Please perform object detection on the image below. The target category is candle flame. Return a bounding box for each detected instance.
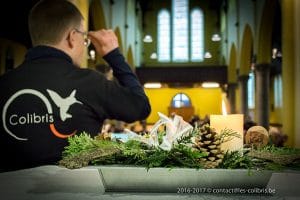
[222,100,227,115]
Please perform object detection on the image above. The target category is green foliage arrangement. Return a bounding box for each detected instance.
[60,129,208,169]
[62,132,99,157]
[218,150,254,169]
[247,144,300,169]
[257,145,300,155]
[59,127,300,171]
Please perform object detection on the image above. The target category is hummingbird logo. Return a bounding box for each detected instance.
[47,89,82,121]
[2,88,83,140]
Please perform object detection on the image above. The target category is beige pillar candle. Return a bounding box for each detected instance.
[210,101,244,152]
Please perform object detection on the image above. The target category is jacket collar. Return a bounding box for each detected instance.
[25,45,73,64]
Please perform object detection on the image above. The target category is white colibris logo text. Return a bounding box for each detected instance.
[2,89,82,141]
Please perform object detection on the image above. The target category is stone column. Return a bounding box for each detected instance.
[238,75,249,116]
[255,64,270,129]
[282,0,300,147]
[295,0,300,148]
[71,0,89,68]
[227,83,237,114]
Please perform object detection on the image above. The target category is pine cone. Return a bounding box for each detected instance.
[193,124,225,168]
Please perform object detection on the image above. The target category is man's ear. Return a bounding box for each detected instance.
[66,30,76,49]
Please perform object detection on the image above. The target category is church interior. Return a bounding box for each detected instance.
[0,0,299,147]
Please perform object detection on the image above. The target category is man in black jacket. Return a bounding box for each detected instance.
[0,0,151,171]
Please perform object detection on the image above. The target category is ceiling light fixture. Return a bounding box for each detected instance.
[89,50,96,60]
[143,35,153,43]
[144,82,162,89]
[201,82,220,88]
[204,52,212,59]
[211,33,221,42]
[272,48,277,59]
[150,52,157,59]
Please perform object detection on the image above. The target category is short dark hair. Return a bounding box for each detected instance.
[28,0,83,46]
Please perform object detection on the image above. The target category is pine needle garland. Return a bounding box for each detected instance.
[59,126,300,171]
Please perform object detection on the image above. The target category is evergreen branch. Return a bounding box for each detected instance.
[218,151,254,169]
[216,128,241,143]
[59,130,300,171]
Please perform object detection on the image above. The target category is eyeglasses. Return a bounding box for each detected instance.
[74,28,91,47]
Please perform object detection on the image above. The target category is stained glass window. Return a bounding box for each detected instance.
[274,75,282,108]
[172,93,191,108]
[248,72,255,109]
[172,0,188,61]
[191,9,204,61]
[158,10,171,62]
[157,0,204,62]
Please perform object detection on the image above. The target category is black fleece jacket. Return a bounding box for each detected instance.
[0,46,150,170]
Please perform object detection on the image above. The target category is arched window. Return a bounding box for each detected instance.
[158,9,171,62]
[172,0,188,61]
[247,72,255,109]
[157,0,205,63]
[191,8,204,61]
[274,75,282,108]
[171,93,191,108]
